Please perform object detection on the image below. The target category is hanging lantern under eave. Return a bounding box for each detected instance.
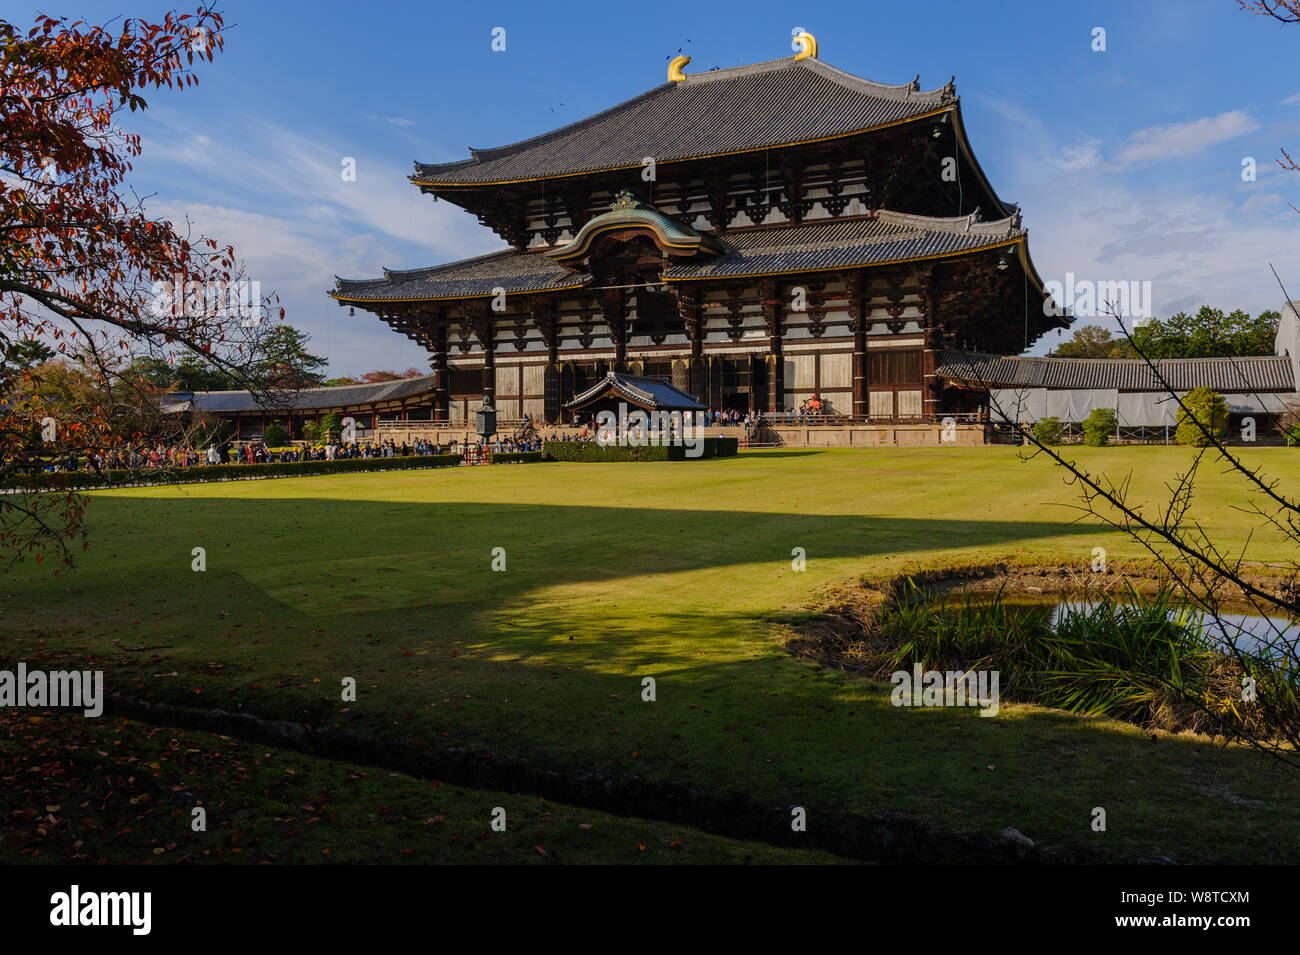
[996,255,1010,271]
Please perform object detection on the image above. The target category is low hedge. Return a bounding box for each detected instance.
[707,437,739,457]
[489,451,545,464]
[543,442,672,463]
[543,438,738,462]
[5,453,465,491]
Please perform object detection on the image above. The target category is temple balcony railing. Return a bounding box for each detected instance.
[757,411,988,426]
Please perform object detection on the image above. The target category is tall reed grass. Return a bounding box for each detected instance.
[870,579,1298,737]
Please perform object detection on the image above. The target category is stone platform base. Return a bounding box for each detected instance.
[763,423,986,447]
[358,422,986,449]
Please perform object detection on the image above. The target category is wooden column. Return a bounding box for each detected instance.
[532,299,558,366]
[706,174,731,234]
[846,273,869,419]
[780,159,805,226]
[532,297,560,424]
[602,289,628,372]
[465,299,495,400]
[759,278,784,413]
[919,267,942,419]
[429,315,450,422]
[747,353,759,415]
[674,285,706,404]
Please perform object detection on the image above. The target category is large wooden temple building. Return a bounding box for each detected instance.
[329,34,1067,426]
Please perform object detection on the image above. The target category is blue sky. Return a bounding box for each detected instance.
[5,0,1299,373]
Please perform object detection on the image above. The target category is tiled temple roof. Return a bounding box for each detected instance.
[332,210,1025,304]
[664,210,1023,280]
[411,57,958,186]
[936,350,1296,393]
[565,372,706,411]
[332,250,588,304]
[182,376,435,414]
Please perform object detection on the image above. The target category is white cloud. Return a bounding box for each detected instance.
[1282,91,1300,105]
[129,110,505,374]
[1052,140,1102,173]
[977,95,1049,136]
[139,111,498,261]
[1116,110,1260,165]
[970,104,1300,354]
[1022,177,1300,350]
[363,113,417,128]
[1240,191,1290,215]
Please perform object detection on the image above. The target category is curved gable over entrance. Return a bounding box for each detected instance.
[545,190,723,269]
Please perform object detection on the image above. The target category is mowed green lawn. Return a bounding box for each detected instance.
[3,446,1299,863]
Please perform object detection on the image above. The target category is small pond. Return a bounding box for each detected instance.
[944,592,1299,662]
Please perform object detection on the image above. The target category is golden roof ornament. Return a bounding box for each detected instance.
[668,54,690,82]
[793,31,818,61]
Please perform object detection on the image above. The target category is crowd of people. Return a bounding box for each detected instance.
[43,410,787,473]
[268,439,455,462]
[703,408,757,427]
[214,436,541,464]
[48,435,543,472]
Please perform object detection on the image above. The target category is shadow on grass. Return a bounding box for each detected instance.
[5,495,1296,862]
[39,496,1102,598]
[739,449,829,458]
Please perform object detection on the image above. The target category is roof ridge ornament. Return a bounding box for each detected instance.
[793,31,818,61]
[611,188,643,210]
[668,54,690,82]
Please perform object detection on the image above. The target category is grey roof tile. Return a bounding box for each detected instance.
[412,58,956,185]
[334,210,1025,303]
[937,350,1296,393]
[666,210,1023,280]
[565,372,706,411]
[333,249,588,303]
[189,376,435,414]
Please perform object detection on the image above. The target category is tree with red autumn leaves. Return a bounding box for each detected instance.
[1,5,278,569]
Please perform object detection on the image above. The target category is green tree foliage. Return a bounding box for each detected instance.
[1,336,55,379]
[1032,416,1064,445]
[258,325,328,389]
[1083,407,1118,446]
[319,412,341,442]
[262,421,290,447]
[1049,325,1135,358]
[126,354,241,391]
[128,323,329,392]
[1175,388,1230,447]
[1131,307,1279,359]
